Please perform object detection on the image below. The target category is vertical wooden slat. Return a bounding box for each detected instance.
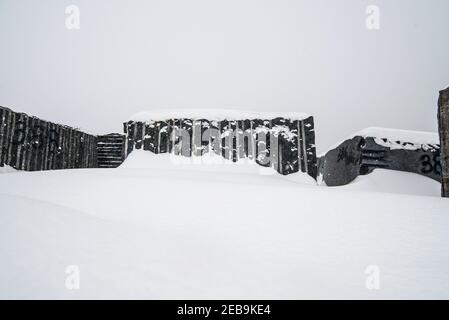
[303,116,317,179]
[135,122,144,150]
[158,121,169,154]
[180,119,192,157]
[0,107,7,166]
[21,115,32,171]
[438,87,449,197]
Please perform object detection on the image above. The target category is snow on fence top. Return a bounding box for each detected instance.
[128,109,311,122]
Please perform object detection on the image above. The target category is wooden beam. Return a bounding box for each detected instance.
[438,87,449,197]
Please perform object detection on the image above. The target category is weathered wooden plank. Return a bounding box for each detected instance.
[21,115,32,171]
[252,119,271,167]
[135,122,144,150]
[303,116,317,179]
[9,112,26,169]
[157,121,169,154]
[0,107,9,167]
[126,121,135,156]
[180,119,192,157]
[171,119,182,156]
[438,87,449,197]
[96,134,125,168]
[209,120,221,156]
[237,119,253,160]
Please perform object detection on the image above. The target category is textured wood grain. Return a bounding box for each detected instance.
[438,87,449,197]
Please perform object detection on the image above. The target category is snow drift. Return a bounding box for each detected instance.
[0,150,448,299]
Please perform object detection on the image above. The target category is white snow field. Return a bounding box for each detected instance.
[0,151,448,299]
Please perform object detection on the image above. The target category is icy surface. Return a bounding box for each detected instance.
[0,151,448,299]
[128,109,310,122]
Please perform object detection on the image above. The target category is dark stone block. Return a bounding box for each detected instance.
[318,135,442,186]
[237,119,253,160]
[271,118,299,175]
[0,107,13,167]
[438,87,449,197]
[126,121,135,155]
[209,120,221,156]
[252,119,271,167]
[192,119,210,156]
[220,120,232,160]
[97,134,126,168]
[123,116,318,178]
[135,122,144,150]
[303,116,317,179]
[156,121,169,154]
[318,136,364,186]
[180,119,192,157]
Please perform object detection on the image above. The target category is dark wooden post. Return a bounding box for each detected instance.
[438,87,449,197]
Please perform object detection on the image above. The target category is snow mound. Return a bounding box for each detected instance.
[128,109,310,122]
[120,150,441,196]
[0,165,18,174]
[0,165,448,299]
[340,169,441,197]
[119,150,318,185]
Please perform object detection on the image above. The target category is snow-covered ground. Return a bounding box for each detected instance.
[0,165,18,174]
[0,151,448,299]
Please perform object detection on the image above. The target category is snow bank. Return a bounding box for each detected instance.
[119,150,318,185]
[0,165,448,299]
[128,109,311,122]
[0,165,18,174]
[340,169,441,197]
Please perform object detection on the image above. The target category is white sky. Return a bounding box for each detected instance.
[1,0,449,152]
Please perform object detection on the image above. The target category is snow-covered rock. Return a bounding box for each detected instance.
[318,127,441,186]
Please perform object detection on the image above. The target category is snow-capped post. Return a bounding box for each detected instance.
[438,87,449,197]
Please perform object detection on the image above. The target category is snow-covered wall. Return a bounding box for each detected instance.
[124,113,317,178]
[438,87,449,197]
[0,106,98,170]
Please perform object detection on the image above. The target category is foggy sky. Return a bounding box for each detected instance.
[1,0,449,152]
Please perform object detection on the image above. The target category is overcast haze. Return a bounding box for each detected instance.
[1,0,448,152]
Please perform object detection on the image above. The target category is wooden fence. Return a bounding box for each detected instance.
[0,106,98,170]
[97,134,126,168]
